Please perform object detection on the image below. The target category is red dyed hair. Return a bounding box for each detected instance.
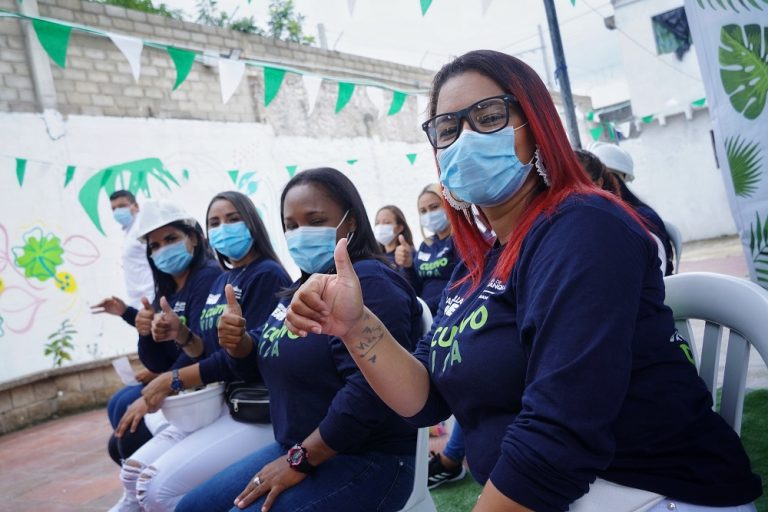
[427,50,646,290]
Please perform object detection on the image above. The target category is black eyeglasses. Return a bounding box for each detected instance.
[421,94,519,149]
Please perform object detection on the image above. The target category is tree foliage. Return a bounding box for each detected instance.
[96,0,183,19]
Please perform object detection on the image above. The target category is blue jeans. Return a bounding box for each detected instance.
[107,384,143,427]
[443,422,465,463]
[175,442,415,512]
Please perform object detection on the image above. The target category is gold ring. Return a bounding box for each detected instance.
[253,475,261,486]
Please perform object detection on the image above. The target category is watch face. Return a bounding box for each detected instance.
[287,446,304,465]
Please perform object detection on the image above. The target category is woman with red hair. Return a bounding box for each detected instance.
[284,51,761,512]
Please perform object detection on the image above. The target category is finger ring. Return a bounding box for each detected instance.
[253,475,261,486]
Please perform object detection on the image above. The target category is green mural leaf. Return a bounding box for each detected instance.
[31,19,71,69]
[166,46,196,91]
[335,82,355,113]
[13,232,64,282]
[719,24,768,120]
[420,0,433,16]
[388,91,407,116]
[726,135,763,197]
[264,67,286,106]
[64,165,76,187]
[78,158,179,235]
[346,159,358,165]
[16,158,26,186]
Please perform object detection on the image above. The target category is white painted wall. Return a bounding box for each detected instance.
[0,113,439,382]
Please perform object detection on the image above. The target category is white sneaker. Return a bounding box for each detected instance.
[108,492,141,512]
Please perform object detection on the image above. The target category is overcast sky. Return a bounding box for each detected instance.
[164,0,630,107]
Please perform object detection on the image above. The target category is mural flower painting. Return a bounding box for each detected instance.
[12,228,64,282]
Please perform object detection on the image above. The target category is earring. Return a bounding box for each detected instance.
[442,186,471,211]
[534,146,551,187]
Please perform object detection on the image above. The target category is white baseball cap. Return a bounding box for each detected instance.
[588,142,635,182]
[136,200,196,242]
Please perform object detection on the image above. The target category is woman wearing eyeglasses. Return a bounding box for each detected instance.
[284,51,761,512]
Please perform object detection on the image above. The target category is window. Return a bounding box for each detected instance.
[651,7,692,60]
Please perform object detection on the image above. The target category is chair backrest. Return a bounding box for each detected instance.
[398,297,437,512]
[663,272,768,434]
[663,220,683,273]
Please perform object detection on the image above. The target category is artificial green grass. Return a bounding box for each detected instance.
[430,389,768,511]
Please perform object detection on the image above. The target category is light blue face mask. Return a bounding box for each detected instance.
[438,125,532,207]
[208,221,254,261]
[113,207,134,227]
[285,210,350,274]
[151,240,194,275]
[420,209,449,234]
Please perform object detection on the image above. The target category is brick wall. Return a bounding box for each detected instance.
[0,0,435,140]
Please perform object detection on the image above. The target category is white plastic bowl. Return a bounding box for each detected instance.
[161,382,224,433]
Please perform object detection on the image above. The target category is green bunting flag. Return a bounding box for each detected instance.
[570,0,576,5]
[64,165,76,187]
[286,165,298,178]
[346,159,358,165]
[388,91,408,116]
[691,98,706,108]
[590,126,604,141]
[641,114,655,124]
[166,46,196,91]
[15,158,27,186]
[32,19,72,68]
[336,82,355,113]
[264,67,286,106]
[182,169,190,181]
[420,0,433,15]
[406,153,417,165]
[586,110,595,122]
[227,170,239,184]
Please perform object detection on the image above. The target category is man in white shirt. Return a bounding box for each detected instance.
[110,190,155,309]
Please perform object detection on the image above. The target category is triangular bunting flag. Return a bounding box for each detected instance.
[406,153,417,165]
[15,158,27,186]
[691,98,706,108]
[366,87,385,119]
[388,91,408,116]
[227,170,239,183]
[108,33,143,82]
[481,0,494,14]
[286,165,298,178]
[264,67,286,106]
[347,0,357,16]
[32,19,71,68]
[586,110,595,122]
[64,165,76,187]
[218,58,245,104]
[641,114,654,124]
[590,126,604,141]
[420,0,433,16]
[335,82,355,113]
[346,159,358,165]
[570,0,576,5]
[302,75,323,116]
[166,46,196,91]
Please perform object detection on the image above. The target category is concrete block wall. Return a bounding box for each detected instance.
[1,0,435,141]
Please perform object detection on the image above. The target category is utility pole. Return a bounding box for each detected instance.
[542,0,582,148]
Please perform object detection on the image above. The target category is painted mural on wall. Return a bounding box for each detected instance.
[685,0,768,287]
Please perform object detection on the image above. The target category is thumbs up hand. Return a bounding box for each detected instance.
[394,235,413,268]
[135,297,155,336]
[286,238,364,339]
[151,296,181,342]
[218,284,250,357]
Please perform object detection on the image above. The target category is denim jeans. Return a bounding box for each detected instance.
[108,384,143,427]
[443,422,465,463]
[175,442,415,512]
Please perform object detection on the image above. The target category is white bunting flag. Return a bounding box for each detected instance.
[303,75,323,116]
[108,33,143,82]
[218,58,245,104]
[366,86,385,119]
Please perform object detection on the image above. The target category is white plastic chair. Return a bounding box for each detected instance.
[398,298,437,512]
[663,272,768,434]
[663,220,683,273]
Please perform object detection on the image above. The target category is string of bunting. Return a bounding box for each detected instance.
[0,9,429,113]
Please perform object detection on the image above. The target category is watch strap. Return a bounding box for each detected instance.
[170,368,185,393]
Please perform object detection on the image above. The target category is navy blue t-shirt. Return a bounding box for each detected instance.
[131,260,222,373]
[406,235,457,315]
[409,194,761,511]
[230,259,422,455]
[197,258,291,384]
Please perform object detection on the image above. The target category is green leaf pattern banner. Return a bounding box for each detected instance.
[685,0,768,288]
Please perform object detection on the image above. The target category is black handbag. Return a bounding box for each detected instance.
[225,381,271,424]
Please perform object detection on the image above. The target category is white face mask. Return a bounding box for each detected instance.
[373,224,397,246]
[420,209,449,234]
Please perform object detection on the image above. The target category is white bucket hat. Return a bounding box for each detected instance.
[136,200,197,243]
[588,142,635,182]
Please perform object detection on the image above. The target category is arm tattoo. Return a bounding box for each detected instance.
[353,312,384,363]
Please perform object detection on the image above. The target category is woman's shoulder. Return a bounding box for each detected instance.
[248,257,289,279]
[541,193,647,236]
[193,260,224,283]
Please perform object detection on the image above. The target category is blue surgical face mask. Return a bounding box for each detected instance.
[438,125,532,207]
[420,209,449,234]
[151,240,194,275]
[285,210,350,274]
[208,221,253,261]
[113,207,134,227]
